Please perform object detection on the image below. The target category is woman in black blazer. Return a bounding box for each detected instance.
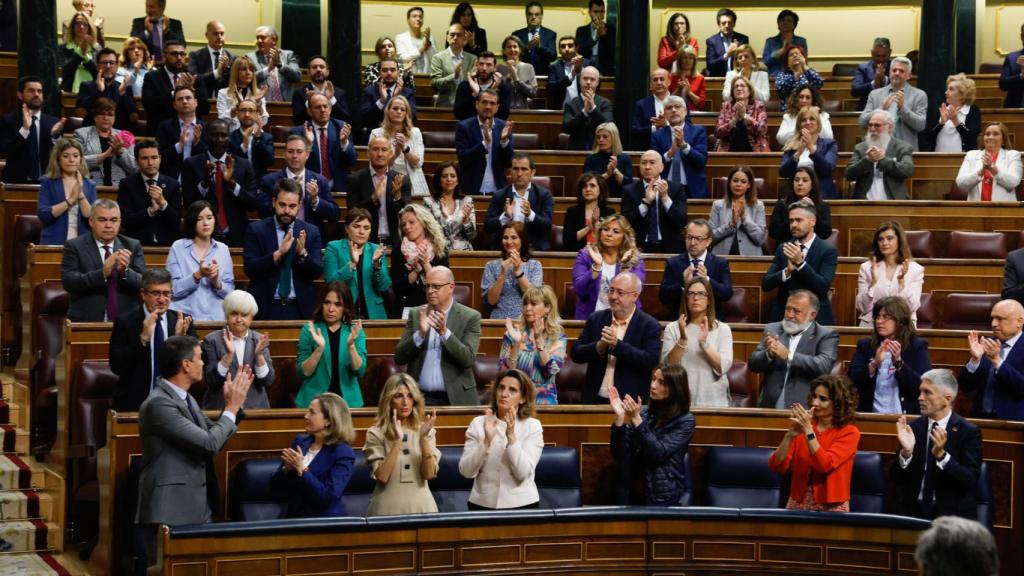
[583,122,633,199]
[928,73,981,153]
[768,166,832,244]
[562,173,616,253]
[848,296,932,414]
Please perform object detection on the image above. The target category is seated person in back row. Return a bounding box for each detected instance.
[845,109,914,200]
[483,152,554,251]
[650,96,709,199]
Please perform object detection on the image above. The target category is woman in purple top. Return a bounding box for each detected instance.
[572,214,645,320]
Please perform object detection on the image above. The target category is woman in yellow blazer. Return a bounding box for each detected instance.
[296,282,367,408]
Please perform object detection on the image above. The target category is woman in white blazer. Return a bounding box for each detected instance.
[709,165,766,256]
[459,369,544,509]
[855,221,924,327]
[955,122,1023,202]
[722,45,770,103]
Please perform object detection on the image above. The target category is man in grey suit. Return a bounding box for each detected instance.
[137,335,253,566]
[562,66,612,150]
[430,23,478,108]
[749,290,839,409]
[845,109,915,200]
[61,199,146,322]
[246,25,301,102]
[858,56,927,151]
[394,266,481,405]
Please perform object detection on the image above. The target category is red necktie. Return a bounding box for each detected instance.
[319,128,332,181]
[214,161,228,232]
[981,150,997,202]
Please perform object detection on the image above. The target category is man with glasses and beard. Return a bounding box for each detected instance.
[762,202,837,325]
[142,39,209,136]
[76,47,139,129]
[846,109,914,200]
[659,219,732,321]
[292,55,350,125]
[749,290,839,409]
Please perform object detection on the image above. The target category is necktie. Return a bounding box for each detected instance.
[183,123,193,160]
[172,72,179,89]
[277,225,293,300]
[296,177,306,221]
[152,18,164,60]
[646,186,659,245]
[982,342,1011,415]
[318,128,332,181]
[800,243,807,253]
[981,150,997,202]
[151,314,165,389]
[104,245,119,320]
[266,66,283,101]
[691,259,701,275]
[212,51,220,72]
[185,393,204,427]
[386,86,393,100]
[214,161,228,232]
[28,116,40,181]
[669,150,683,183]
[921,421,939,510]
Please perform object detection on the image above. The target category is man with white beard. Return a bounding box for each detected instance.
[858,56,927,150]
[749,290,839,409]
[845,109,914,200]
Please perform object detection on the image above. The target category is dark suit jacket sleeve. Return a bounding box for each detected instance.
[295,226,324,280]
[235,161,261,210]
[116,179,149,233]
[999,53,1023,94]
[844,143,873,184]
[878,143,915,179]
[619,183,644,237]
[311,178,340,221]
[297,442,354,510]
[665,183,687,229]
[482,191,505,234]
[125,240,146,289]
[767,199,788,241]
[143,393,237,457]
[659,258,683,307]
[747,326,777,373]
[1002,252,1024,302]
[242,224,277,278]
[575,26,595,59]
[454,121,486,165]
[452,82,475,121]
[632,99,652,143]
[792,243,837,297]
[528,188,554,236]
[709,258,733,303]
[109,313,145,379]
[252,135,275,174]
[61,240,106,292]
[684,125,709,169]
[612,315,662,372]
[847,338,874,402]
[442,309,481,369]
[851,63,876,98]
[570,314,603,364]
[897,338,932,397]
[939,422,983,493]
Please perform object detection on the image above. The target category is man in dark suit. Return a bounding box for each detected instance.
[574,0,615,75]
[894,369,982,520]
[187,21,233,101]
[762,203,838,325]
[75,48,139,130]
[141,40,209,136]
[117,139,181,246]
[1002,245,1024,305]
[651,96,709,199]
[181,119,260,247]
[394,266,482,406]
[136,335,251,568]
[358,57,418,136]
[705,8,749,77]
[453,51,512,121]
[852,37,892,111]
[749,290,840,408]
[228,99,275,178]
[0,76,61,184]
[659,219,733,319]
[110,268,197,412]
[483,152,554,251]
[959,299,1024,421]
[243,179,324,320]
[631,68,671,151]
[512,2,557,76]
[155,86,208,179]
[572,272,662,404]
[290,93,356,192]
[999,24,1024,108]
[621,150,687,254]
[546,36,589,109]
[454,89,514,195]
[60,198,146,322]
[129,0,184,60]
[259,134,339,239]
[347,135,411,250]
[562,66,611,150]
[291,55,350,125]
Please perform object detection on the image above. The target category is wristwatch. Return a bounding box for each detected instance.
[806,432,816,441]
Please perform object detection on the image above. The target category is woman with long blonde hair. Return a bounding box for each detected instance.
[571,213,645,320]
[217,58,268,131]
[393,204,450,311]
[116,37,153,96]
[500,285,567,405]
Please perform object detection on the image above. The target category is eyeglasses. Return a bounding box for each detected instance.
[685,235,708,242]
[425,282,452,292]
[686,292,709,299]
[145,289,172,298]
[607,287,637,297]
[165,51,186,57]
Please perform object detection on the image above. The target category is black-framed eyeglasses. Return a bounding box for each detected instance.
[425,282,452,292]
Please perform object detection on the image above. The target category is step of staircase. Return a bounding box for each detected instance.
[0,456,44,491]
[0,490,53,521]
[0,520,62,552]
[0,551,72,575]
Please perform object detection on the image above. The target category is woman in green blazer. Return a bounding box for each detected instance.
[296,281,367,408]
[324,208,393,319]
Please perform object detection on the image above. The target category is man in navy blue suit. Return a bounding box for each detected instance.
[454,89,514,195]
[243,178,324,321]
[999,24,1024,108]
[291,55,350,125]
[894,369,982,520]
[659,219,733,320]
[141,40,209,137]
[290,93,356,192]
[0,76,61,184]
[359,57,417,139]
[705,8,749,77]
[574,0,615,76]
[852,37,892,111]
[546,36,589,109]
[75,48,139,130]
[762,203,838,325]
[181,119,259,247]
[651,96,708,199]
[290,93,358,191]
[959,299,1024,421]
[259,135,339,239]
[155,86,207,179]
[453,52,512,121]
[483,152,554,251]
[631,68,671,151]
[117,139,182,247]
[572,272,662,404]
[512,2,557,76]
[228,99,275,178]
[621,150,687,255]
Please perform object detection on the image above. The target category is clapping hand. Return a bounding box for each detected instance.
[483,408,498,447]
[281,445,305,473]
[347,319,362,347]
[420,409,437,436]
[505,317,523,346]
[608,385,626,426]
[789,403,813,435]
[622,393,642,427]
[307,320,325,349]
[896,415,915,457]
[174,313,193,336]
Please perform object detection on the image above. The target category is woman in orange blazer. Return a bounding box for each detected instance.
[769,374,861,512]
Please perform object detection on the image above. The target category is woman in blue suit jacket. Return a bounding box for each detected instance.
[37,138,97,245]
[272,392,356,517]
[779,107,839,200]
[848,296,931,414]
[323,208,392,319]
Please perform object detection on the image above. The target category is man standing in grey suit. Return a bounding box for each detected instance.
[858,56,927,151]
[749,290,839,409]
[137,335,253,566]
[395,266,481,405]
[246,25,301,102]
[430,23,477,108]
[846,109,915,200]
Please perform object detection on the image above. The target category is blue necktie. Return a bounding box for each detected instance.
[920,421,939,511]
[28,116,40,181]
[185,393,204,427]
[691,259,701,275]
[151,314,165,389]
[646,187,659,244]
[982,342,1010,414]
[670,150,683,184]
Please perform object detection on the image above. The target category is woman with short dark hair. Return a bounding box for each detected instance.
[562,172,615,253]
[768,166,833,242]
[423,161,476,250]
[849,297,931,414]
[324,208,392,319]
[296,282,367,408]
[167,201,235,321]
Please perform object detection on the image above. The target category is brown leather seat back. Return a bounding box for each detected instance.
[70,360,117,489]
[555,358,586,404]
[946,231,1008,259]
[474,355,500,405]
[943,293,1001,330]
[916,293,937,329]
[512,133,540,149]
[905,230,935,259]
[423,131,456,148]
[727,361,754,408]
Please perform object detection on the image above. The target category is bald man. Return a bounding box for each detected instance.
[631,69,672,150]
[394,266,482,406]
[188,20,233,100]
[562,66,612,150]
[959,299,1024,420]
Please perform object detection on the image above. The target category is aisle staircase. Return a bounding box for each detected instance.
[0,375,72,575]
